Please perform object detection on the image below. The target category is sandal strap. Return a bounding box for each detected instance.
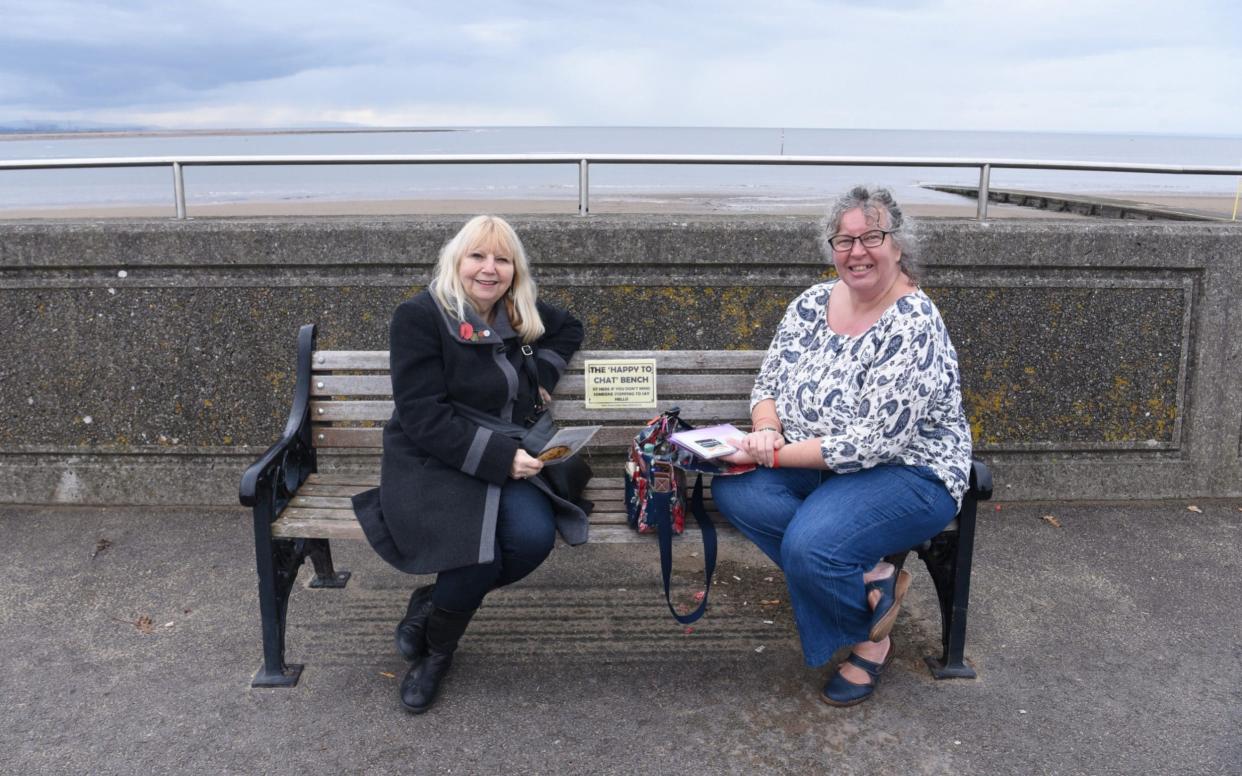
[865,574,896,595]
[845,652,885,678]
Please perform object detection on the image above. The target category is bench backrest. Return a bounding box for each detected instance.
[308,350,765,451]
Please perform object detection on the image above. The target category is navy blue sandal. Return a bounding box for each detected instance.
[820,639,895,707]
[867,568,911,642]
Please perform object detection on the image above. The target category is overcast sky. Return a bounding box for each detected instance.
[1,0,1239,134]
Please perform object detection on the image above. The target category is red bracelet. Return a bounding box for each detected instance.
[772,447,780,469]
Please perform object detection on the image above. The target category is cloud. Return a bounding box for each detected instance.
[0,0,1237,133]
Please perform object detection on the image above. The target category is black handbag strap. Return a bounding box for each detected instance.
[655,474,717,625]
[519,344,548,417]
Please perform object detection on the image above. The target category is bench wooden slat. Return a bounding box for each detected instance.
[311,373,757,398]
[550,399,751,422]
[312,424,745,449]
[312,349,766,371]
[309,398,751,423]
[303,474,653,492]
[572,351,765,369]
[305,473,381,487]
[311,375,394,397]
[313,428,384,447]
[272,507,733,539]
[270,507,955,540]
[302,475,709,496]
[297,484,373,497]
[299,481,698,500]
[289,494,720,516]
[555,373,756,396]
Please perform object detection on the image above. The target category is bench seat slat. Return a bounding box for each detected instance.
[305,471,635,489]
[271,510,956,540]
[306,473,382,487]
[272,507,735,540]
[288,494,720,515]
[301,476,670,498]
[312,425,748,449]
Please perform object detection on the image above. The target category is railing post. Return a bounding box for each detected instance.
[578,159,589,216]
[172,162,187,219]
[976,163,990,220]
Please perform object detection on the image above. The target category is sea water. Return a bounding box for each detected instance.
[0,126,1238,210]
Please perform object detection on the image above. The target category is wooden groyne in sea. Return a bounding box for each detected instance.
[922,184,1230,221]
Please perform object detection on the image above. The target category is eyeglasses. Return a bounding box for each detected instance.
[827,229,896,252]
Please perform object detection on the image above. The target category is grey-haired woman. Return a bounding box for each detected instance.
[713,186,972,706]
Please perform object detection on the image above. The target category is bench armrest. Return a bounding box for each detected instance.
[239,324,318,508]
[969,458,993,501]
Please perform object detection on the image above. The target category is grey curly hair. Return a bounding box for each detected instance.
[818,185,921,283]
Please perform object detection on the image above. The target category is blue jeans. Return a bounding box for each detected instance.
[432,479,557,612]
[711,465,957,667]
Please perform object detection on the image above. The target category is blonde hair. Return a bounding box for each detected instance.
[430,215,545,342]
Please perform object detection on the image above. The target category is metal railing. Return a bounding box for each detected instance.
[2,153,1239,219]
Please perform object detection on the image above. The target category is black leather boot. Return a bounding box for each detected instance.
[400,606,475,714]
[394,584,435,661]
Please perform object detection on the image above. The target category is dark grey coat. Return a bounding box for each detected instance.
[352,291,585,574]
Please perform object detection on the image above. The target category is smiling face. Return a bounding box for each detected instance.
[456,234,515,318]
[829,206,904,301]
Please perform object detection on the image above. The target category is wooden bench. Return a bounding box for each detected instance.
[240,323,993,687]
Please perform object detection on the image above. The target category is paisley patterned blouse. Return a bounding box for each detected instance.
[752,281,973,506]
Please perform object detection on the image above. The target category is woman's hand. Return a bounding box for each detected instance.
[719,445,757,465]
[510,449,544,480]
[739,428,785,467]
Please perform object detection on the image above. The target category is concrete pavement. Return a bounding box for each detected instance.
[1,500,1239,775]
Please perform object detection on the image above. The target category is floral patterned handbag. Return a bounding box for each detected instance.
[624,408,753,624]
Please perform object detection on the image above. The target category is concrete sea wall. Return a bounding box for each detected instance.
[1,215,1239,504]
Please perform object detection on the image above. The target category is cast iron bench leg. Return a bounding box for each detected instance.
[252,526,307,688]
[920,493,978,679]
[306,538,351,588]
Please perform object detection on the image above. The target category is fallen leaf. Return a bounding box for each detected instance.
[1041,515,1062,528]
[91,538,113,559]
[1186,505,1203,513]
[135,615,154,634]
[379,671,396,679]
[760,599,782,605]
[693,591,705,602]
[683,627,694,635]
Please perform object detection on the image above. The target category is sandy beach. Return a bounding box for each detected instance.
[0,192,1236,220]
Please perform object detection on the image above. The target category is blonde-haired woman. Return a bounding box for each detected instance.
[353,215,585,714]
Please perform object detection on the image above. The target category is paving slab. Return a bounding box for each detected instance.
[1,500,1239,775]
